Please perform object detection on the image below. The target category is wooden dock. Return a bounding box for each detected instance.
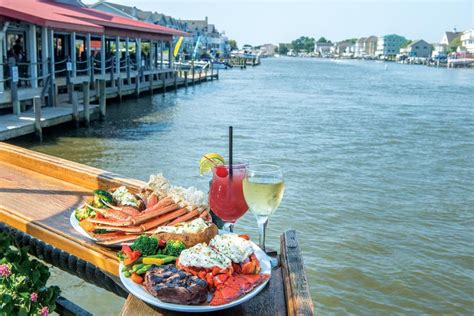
[0,70,217,141]
[0,142,314,315]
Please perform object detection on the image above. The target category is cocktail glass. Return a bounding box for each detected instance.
[209,162,249,232]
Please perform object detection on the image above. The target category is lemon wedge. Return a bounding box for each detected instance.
[199,153,225,175]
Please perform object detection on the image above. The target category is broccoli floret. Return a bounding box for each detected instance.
[93,189,113,208]
[163,240,186,257]
[74,205,94,221]
[131,236,158,256]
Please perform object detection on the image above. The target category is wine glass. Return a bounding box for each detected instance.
[209,162,249,232]
[243,164,285,266]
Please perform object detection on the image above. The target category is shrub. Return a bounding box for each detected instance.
[0,233,60,316]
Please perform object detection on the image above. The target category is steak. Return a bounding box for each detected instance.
[143,264,208,305]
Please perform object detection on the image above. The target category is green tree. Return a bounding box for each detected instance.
[448,36,462,53]
[401,40,412,48]
[317,37,331,43]
[291,36,316,52]
[228,39,238,50]
[278,43,290,55]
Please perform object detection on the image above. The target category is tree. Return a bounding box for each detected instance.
[278,43,290,55]
[228,39,238,51]
[317,37,331,43]
[401,40,413,48]
[448,35,462,53]
[291,36,316,52]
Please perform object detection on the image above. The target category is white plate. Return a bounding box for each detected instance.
[70,211,98,241]
[119,242,271,312]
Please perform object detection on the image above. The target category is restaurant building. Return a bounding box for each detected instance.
[0,0,187,113]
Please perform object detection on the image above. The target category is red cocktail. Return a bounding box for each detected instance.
[209,163,248,231]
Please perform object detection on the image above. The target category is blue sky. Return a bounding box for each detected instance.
[84,0,474,46]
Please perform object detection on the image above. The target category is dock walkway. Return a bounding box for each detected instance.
[0,71,216,141]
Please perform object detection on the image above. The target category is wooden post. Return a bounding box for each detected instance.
[125,37,131,85]
[168,41,173,69]
[48,29,56,107]
[280,230,314,315]
[67,57,73,103]
[9,59,20,115]
[160,40,164,69]
[136,38,142,97]
[148,73,152,94]
[82,81,90,126]
[174,71,177,90]
[115,36,120,87]
[70,32,77,78]
[101,35,106,76]
[135,68,140,97]
[99,80,106,120]
[184,71,188,87]
[72,91,79,128]
[33,97,42,142]
[191,60,195,85]
[86,33,91,81]
[162,73,166,93]
[29,24,38,88]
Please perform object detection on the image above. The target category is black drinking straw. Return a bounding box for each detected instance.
[229,126,233,176]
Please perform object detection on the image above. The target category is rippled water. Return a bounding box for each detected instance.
[17,58,474,314]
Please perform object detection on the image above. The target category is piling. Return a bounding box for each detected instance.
[135,67,141,98]
[149,74,153,94]
[9,59,20,115]
[174,72,177,91]
[72,92,79,128]
[33,97,42,142]
[162,73,166,93]
[184,71,188,87]
[82,82,90,126]
[99,80,106,120]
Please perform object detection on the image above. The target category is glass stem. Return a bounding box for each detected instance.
[258,217,269,251]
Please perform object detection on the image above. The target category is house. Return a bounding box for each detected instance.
[333,40,354,56]
[432,30,463,57]
[365,36,378,56]
[89,2,229,57]
[404,40,432,57]
[354,37,367,57]
[460,29,474,53]
[314,42,333,56]
[376,34,407,57]
[255,44,277,57]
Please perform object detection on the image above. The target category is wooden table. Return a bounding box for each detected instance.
[0,142,313,315]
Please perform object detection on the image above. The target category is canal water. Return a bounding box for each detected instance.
[16,58,474,314]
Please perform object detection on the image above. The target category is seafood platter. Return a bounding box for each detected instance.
[70,174,271,312]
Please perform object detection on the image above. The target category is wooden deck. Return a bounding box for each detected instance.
[0,142,314,315]
[0,71,217,141]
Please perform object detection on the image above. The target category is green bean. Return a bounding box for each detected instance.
[136,264,152,274]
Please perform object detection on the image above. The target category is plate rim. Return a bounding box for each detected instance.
[70,211,98,241]
[119,241,271,312]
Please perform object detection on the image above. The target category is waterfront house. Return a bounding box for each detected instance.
[333,40,354,56]
[365,36,378,56]
[376,34,407,58]
[0,0,186,113]
[354,37,367,57]
[432,30,463,57]
[314,42,333,56]
[255,44,277,57]
[404,40,432,58]
[461,29,474,53]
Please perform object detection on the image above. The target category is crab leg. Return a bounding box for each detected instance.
[97,234,141,246]
[199,210,209,219]
[142,197,174,214]
[169,209,199,226]
[99,208,189,233]
[88,217,133,227]
[92,231,125,241]
[129,204,180,225]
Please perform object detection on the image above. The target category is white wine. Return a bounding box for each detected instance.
[242,179,285,217]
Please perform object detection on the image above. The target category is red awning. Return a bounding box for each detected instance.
[0,0,188,39]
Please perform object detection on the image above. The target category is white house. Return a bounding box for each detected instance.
[314,42,333,56]
[432,30,463,57]
[461,29,474,53]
